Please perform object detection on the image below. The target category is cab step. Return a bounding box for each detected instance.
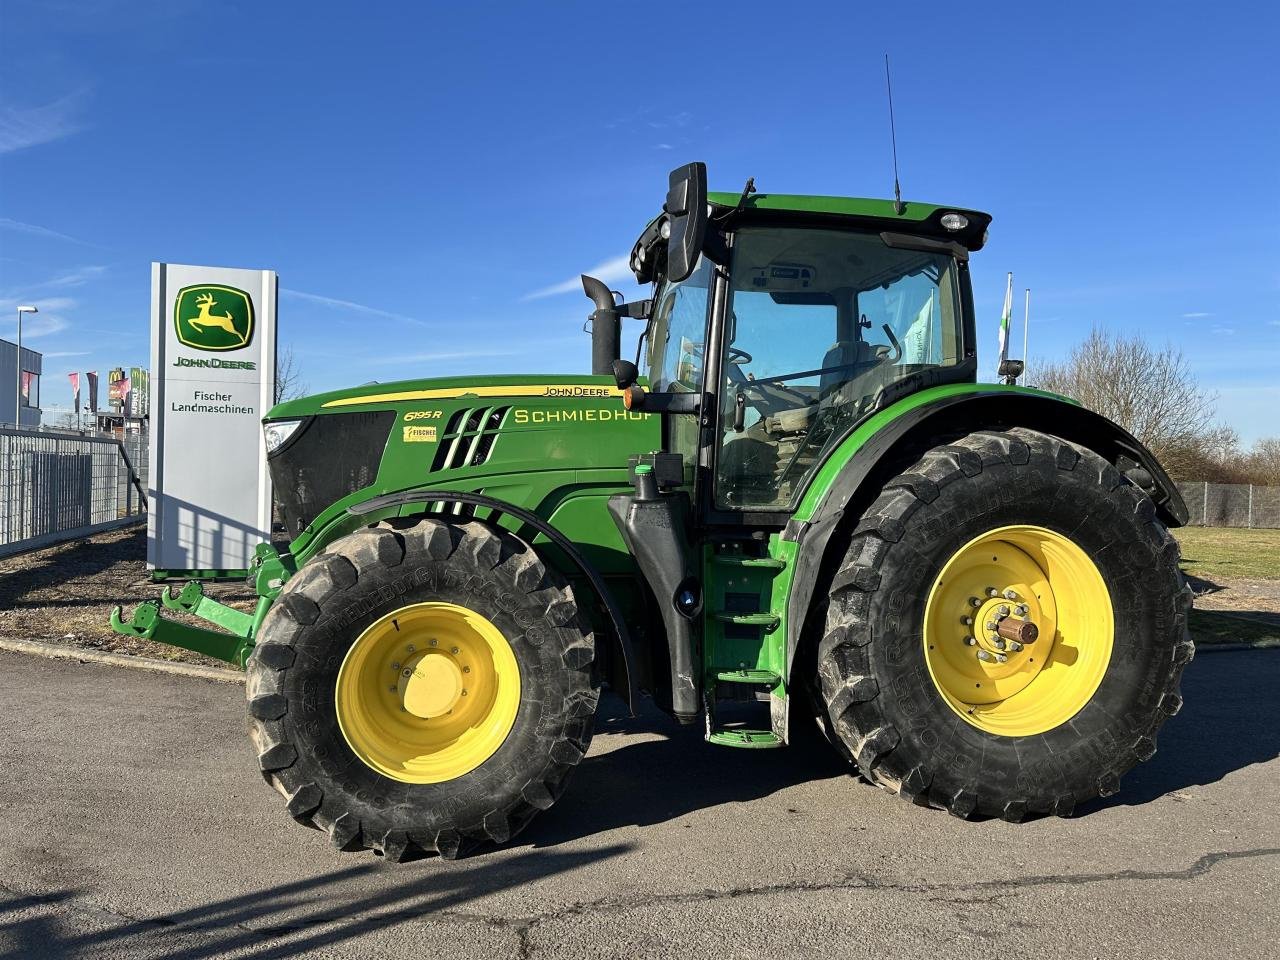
[715,668,782,686]
[711,555,786,571]
[712,611,780,630]
[706,728,784,749]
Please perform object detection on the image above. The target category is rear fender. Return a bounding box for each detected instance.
[782,388,1187,681]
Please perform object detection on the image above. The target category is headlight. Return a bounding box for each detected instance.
[263,419,302,454]
[940,212,969,232]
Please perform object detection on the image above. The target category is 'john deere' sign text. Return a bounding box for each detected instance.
[174,284,255,351]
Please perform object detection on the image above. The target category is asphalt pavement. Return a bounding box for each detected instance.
[1,647,1277,959]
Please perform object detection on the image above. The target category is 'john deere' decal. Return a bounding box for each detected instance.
[174,284,255,351]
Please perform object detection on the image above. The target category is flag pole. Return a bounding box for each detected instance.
[1023,288,1031,382]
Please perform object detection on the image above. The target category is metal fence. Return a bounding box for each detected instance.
[0,427,148,558]
[1176,482,1280,529]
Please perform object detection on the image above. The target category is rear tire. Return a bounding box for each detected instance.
[245,517,598,859]
[816,427,1193,819]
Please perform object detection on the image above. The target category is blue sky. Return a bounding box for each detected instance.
[1,0,1276,440]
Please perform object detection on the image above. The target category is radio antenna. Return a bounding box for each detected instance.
[884,54,904,214]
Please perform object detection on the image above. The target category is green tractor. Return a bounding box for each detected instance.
[113,163,1192,859]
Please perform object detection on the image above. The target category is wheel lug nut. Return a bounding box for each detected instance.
[986,587,999,598]
[969,597,982,608]
[995,653,1009,663]
[402,669,412,677]
[985,620,997,631]
[463,666,471,673]
[1003,589,1018,600]
[391,662,401,671]
[998,604,1010,617]
[965,637,977,646]
[428,639,436,647]
[461,689,468,696]
[407,644,416,653]
[994,639,1006,650]
[451,646,460,655]
[961,616,973,626]
[1009,640,1024,652]
[977,650,995,662]
[1015,604,1029,617]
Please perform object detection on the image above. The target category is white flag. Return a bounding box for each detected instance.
[997,272,1013,377]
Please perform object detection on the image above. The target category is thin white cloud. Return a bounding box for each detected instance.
[42,265,106,288]
[5,314,68,338]
[42,350,91,358]
[1182,311,1213,319]
[365,349,521,365]
[0,217,91,246]
[0,295,75,339]
[523,254,634,301]
[280,287,428,326]
[0,91,87,154]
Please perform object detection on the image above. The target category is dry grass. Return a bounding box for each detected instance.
[1173,526,1280,583]
[0,526,254,667]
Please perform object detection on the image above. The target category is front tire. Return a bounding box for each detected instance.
[816,428,1193,820]
[245,517,599,859]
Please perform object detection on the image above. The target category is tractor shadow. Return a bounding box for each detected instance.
[523,694,851,847]
[0,845,630,960]
[1080,648,1280,814]
[529,647,1280,840]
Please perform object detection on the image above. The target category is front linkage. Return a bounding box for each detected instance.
[110,542,293,668]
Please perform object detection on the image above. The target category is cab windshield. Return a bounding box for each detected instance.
[717,226,964,509]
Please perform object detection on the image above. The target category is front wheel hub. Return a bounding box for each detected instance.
[399,652,465,719]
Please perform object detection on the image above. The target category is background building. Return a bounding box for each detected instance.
[95,366,150,438]
[0,338,43,428]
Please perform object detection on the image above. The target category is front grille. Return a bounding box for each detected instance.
[430,405,509,472]
[269,411,395,538]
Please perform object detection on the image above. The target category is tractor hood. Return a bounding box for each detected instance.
[262,373,659,543]
[266,373,632,421]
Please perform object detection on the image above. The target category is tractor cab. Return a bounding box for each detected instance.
[596,164,989,524]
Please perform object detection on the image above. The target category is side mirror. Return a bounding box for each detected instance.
[664,162,708,283]
[611,359,639,389]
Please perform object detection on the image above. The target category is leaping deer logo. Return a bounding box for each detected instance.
[187,292,248,346]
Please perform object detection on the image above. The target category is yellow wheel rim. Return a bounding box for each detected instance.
[335,602,521,783]
[923,525,1113,737]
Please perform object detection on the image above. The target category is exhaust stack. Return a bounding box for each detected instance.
[581,274,620,376]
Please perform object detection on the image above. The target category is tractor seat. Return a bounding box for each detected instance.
[819,340,891,402]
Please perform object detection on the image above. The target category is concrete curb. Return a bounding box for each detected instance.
[0,637,244,683]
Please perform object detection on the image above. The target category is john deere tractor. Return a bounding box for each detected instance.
[114,163,1192,859]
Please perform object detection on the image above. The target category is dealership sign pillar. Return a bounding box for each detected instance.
[149,263,277,574]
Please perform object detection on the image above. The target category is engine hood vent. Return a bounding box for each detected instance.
[431,405,511,472]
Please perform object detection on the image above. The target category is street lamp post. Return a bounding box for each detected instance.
[15,305,37,428]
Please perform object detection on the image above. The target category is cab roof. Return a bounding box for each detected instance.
[707,191,992,251]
